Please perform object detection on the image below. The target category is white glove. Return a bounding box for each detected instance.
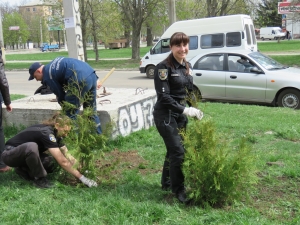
[183,107,204,120]
[79,175,98,187]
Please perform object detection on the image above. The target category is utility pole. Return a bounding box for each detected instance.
[0,9,6,64]
[62,0,84,61]
[40,18,43,46]
[169,0,176,26]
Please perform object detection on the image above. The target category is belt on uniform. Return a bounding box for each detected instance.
[4,145,15,151]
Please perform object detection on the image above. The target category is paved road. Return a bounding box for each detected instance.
[5,41,299,96]
[6,70,154,96]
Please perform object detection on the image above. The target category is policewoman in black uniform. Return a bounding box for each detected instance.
[153,32,203,203]
[1,112,97,188]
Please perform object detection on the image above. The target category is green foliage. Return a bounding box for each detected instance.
[256,0,282,27]
[60,71,108,180]
[2,12,30,47]
[1,102,300,223]
[182,119,258,207]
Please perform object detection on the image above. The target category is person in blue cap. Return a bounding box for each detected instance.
[28,57,102,134]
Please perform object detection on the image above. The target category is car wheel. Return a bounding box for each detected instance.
[261,37,264,41]
[146,65,155,79]
[278,89,300,109]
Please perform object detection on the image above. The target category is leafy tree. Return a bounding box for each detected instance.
[176,0,206,20]
[113,0,161,60]
[19,9,49,47]
[89,0,123,59]
[2,12,30,49]
[47,0,64,47]
[256,0,282,27]
[144,1,168,46]
[189,0,250,17]
[78,0,123,61]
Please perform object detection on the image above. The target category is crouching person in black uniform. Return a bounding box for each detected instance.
[153,32,203,203]
[1,112,97,188]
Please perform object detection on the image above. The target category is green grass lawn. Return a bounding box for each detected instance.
[258,39,300,52]
[10,94,26,101]
[1,102,300,224]
[2,42,300,224]
[4,47,150,70]
[5,47,150,61]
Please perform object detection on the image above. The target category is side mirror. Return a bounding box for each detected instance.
[150,48,154,54]
[250,67,264,74]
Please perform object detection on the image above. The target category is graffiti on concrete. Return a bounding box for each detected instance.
[113,96,156,137]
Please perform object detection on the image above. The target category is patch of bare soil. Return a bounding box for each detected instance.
[96,149,160,178]
[60,149,159,186]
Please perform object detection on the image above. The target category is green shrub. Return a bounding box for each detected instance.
[182,119,258,207]
[59,72,109,181]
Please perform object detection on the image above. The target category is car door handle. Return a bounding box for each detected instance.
[195,73,202,76]
[230,75,237,79]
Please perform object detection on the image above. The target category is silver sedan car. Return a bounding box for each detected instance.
[190,49,300,109]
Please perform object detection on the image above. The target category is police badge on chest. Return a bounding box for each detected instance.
[158,69,168,80]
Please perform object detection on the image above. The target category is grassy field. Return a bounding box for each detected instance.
[257,39,300,52]
[1,102,300,224]
[1,40,300,224]
[5,47,150,61]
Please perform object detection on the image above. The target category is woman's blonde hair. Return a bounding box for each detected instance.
[43,112,71,127]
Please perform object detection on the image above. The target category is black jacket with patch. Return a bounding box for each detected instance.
[153,54,193,114]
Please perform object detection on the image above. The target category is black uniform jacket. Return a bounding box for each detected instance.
[5,124,64,153]
[154,54,193,114]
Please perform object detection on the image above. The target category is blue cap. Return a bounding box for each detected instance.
[28,62,42,81]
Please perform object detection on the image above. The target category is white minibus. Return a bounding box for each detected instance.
[140,14,257,78]
[259,27,286,40]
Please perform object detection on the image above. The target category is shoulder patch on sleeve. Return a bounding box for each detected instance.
[49,134,57,142]
[158,69,168,80]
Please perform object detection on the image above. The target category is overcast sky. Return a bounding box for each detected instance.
[2,0,29,6]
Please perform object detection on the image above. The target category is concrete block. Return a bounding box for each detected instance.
[3,88,157,138]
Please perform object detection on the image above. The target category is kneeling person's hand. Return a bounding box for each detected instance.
[79,175,98,187]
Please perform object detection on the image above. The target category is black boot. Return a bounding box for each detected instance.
[176,190,191,204]
[33,177,53,188]
[15,167,34,181]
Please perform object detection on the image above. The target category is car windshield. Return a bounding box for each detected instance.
[249,51,286,70]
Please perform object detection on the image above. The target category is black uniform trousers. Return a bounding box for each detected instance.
[153,109,188,194]
[1,142,55,179]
